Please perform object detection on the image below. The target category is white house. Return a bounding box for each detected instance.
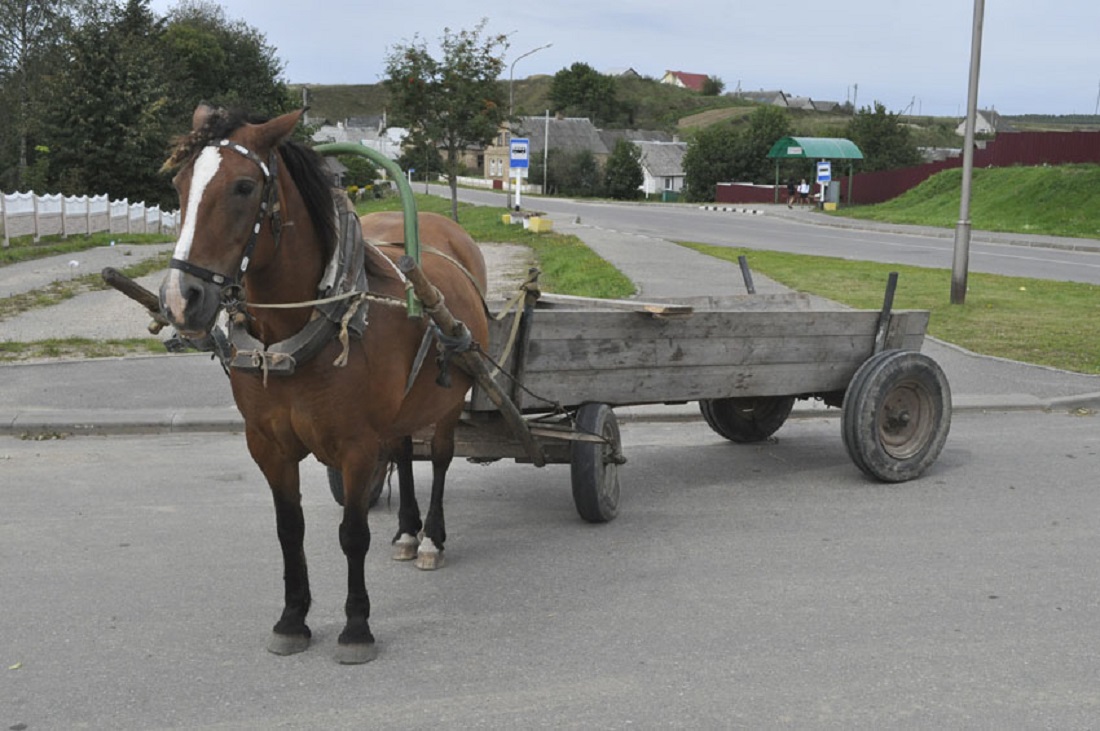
[635,141,688,198]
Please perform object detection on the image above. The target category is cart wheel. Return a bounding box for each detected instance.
[841,350,952,482]
[327,466,386,508]
[699,396,796,443]
[571,403,622,523]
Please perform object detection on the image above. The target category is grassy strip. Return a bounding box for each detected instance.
[356,193,635,298]
[835,165,1100,240]
[0,251,171,361]
[0,232,172,267]
[680,243,1100,375]
[0,337,165,362]
[0,251,170,322]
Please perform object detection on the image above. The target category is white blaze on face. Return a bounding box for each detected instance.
[163,146,223,318]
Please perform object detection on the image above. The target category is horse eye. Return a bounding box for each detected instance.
[234,179,257,196]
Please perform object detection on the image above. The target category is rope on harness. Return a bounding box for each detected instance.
[333,292,369,368]
[488,271,542,380]
[422,291,475,388]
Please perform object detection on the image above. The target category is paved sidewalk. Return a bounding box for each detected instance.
[2,217,1099,435]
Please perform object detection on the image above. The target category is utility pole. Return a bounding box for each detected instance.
[951,0,985,305]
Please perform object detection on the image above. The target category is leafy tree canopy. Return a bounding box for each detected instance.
[604,139,642,200]
[384,18,509,220]
[548,62,618,126]
[0,0,291,206]
[845,102,921,172]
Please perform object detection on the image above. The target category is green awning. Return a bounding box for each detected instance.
[767,136,863,160]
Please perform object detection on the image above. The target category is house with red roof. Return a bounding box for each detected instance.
[660,70,709,92]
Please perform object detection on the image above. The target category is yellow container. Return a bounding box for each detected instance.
[823,202,837,211]
[502,214,512,224]
[528,217,554,233]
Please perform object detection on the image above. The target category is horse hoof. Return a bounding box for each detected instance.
[415,537,444,570]
[392,532,419,561]
[334,642,378,665]
[267,632,310,656]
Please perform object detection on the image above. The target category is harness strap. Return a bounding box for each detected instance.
[169,140,281,290]
[169,257,229,286]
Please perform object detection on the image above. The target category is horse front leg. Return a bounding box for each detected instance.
[256,457,312,656]
[336,454,382,664]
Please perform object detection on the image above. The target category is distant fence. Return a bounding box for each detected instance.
[716,131,1100,206]
[0,191,180,247]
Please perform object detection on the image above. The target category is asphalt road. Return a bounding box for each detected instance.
[442,185,1100,285]
[2,410,1099,729]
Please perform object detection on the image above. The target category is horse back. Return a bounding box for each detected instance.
[360,211,487,290]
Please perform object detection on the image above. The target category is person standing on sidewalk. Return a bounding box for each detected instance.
[797,178,810,208]
[786,179,797,208]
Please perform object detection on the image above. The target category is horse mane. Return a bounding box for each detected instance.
[163,107,337,265]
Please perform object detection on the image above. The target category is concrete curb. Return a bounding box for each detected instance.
[4,392,1097,438]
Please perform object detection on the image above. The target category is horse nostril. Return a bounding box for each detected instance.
[184,285,204,312]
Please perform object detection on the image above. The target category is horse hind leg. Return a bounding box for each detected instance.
[389,436,422,561]
[416,423,457,571]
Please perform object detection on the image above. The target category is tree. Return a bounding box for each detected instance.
[396,129,443,185]
[41,0,172,203]
[701,76,725,96]
[845,102,921,172]
[0,0,68,189]
[604,139,642,200]
[160,0,290,127]
[339,154,377,190]
[548,62,618,126]
[681,123,741,202]
[384,19,509,221]
[736,105,791,182]
[21,0,290,205]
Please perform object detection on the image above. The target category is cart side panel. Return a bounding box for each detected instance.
[470,308,929,410]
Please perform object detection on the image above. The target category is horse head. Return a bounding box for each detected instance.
[160,104,305,337]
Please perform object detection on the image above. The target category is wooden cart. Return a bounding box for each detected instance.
[333,274,952,524]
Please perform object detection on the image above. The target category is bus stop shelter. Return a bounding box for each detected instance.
[766,136,863,205]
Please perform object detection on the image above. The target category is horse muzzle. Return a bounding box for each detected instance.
[160,268,223,337]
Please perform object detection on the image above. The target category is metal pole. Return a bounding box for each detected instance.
[508,43,552,117]
[543,109,550,196]
[951,0,985,305]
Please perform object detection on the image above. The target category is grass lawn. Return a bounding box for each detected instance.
[680,243,1100,375]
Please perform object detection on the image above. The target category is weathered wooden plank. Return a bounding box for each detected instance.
[517,309,925,342]
[516,361,861,406]
[634,293,816,311]
[535,292,693,315]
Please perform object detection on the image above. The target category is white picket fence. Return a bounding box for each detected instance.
[0,190,180,247]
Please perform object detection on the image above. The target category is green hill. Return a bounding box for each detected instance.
[290,80,1099,150]
[840,164,1100,240]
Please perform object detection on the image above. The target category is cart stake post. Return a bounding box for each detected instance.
[873,272,899,354]
[737,255,756,294]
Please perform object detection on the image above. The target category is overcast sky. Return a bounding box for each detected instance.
[148,0,1100,118]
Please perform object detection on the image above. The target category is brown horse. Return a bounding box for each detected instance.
[159,104,489,664]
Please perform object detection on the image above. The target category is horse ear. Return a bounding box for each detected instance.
[192,103,217,132]
[259,109,306,149]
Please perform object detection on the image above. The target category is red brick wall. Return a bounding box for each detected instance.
[714,132,1100,205]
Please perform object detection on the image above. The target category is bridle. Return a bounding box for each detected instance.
[168,138,283,301]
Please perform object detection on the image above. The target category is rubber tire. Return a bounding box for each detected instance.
[570,403,621,523]
[841,350,952,483]
[327,466,385,508]
[699,396,796,443]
